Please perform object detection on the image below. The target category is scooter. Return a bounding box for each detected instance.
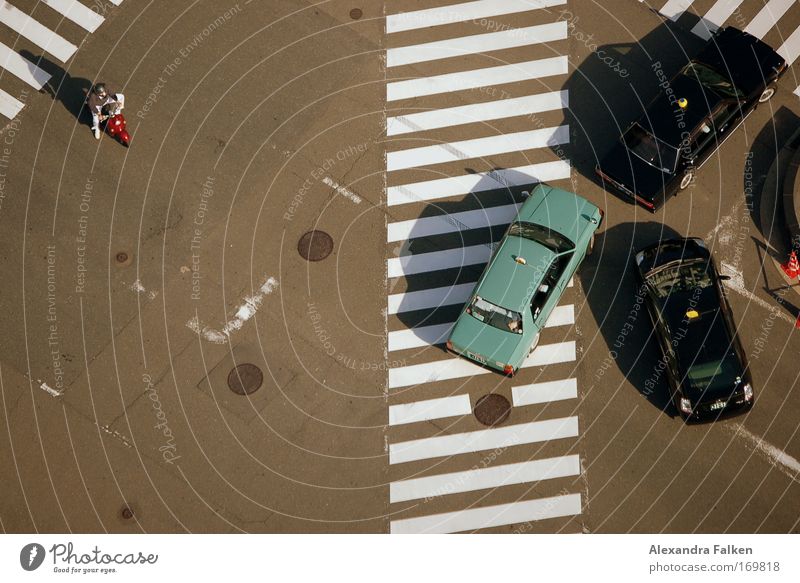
[101,110,131,147]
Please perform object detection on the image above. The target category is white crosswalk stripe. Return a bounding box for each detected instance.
[657,0,696,21]
[387,55,568,101]
[389,394,472,426]
[385,0,580,533]
[388,203,520,242]
[0,0,125,119]
[386,0,567,34]
[41,0,105,33]
[0,1,76,62]
[390,493,581,533]
[387,21,567,67]
[387,160,570,206]
[690,0,745,41]
[389,341,576,389]
[744,0,795,39]
[390,455,580,503]
[388,304,574,352]
[387,90,568,136]
[390,416,579,464]
[512,378,578,406]
[387,125,569,172]
[0,41,50,90]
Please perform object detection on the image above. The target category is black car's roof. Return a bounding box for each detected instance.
[637,74,723,147]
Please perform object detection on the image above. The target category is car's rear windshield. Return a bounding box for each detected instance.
[468,296,523,334]
[686,352,740,392]
[681,61,743,99]
[645,259,713,299]
[508,221,574,253]
[623,123,679,173]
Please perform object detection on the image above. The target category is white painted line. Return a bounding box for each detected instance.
[387,125,569,172]
[388,160,570,206]
[389,394,471,426]
[386,0,566,33]
[512,377,578,407]
[187,276,278,343]
[690,0,745,40]
[387,55,568,101]
[391,493,581,533]
[387,21,567,67]
[388,243,493,278]
[41,0,105,33]
[129,279,158,300]
[389,282,476,315]
[108,0,123,5]
[777,24,800,66]
[744,0,795,39]
[388,305,574,352]
[794,84,800,98]
[322,176,362,204]
[388,341,576,389]
[0,1,77,62]
[728,423,800,484]
[658,0,696,21]
[388,203,520,243]
[389,416,579,464]
[718,262,795,324]
[0,87,24,119]
[390,455,580,503]
[0,41,51,90]
[387,90,568,136]
[39,382,62,397]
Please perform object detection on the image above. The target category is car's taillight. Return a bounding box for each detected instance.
[446,339,453,351]
[635,195,655,211]
[503,364,514,376]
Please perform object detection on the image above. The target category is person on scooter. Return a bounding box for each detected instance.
[88,83,124,140]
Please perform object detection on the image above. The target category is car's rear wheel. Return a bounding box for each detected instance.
[679,170,694,190]
[758,85,776,103]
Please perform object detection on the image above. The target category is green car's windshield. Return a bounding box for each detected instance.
[623,123,679,173]
[468,296,523,334]
[681,61,744,99]
[645,259,713,299]
[686,352,740,392]
[508,221,575,253]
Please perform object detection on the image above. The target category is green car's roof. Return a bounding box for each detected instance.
[475,184,597,312]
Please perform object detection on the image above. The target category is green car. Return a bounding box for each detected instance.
[446,184,603,375]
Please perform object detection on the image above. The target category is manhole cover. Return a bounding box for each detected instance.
[227,363,263,395]
[350,8,362,19]
[474,394,511,426]
[298,230,334,261]
[115,251,132,267]
[120,505,134,520]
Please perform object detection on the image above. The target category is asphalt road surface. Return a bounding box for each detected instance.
[0,0,798,534]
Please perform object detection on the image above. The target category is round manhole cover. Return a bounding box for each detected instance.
[349,8,363,19]
[120,505,134,520]
[115,251,132,267]
[227,363,263,395]
[298,230,334,261]
[473,394,511,426]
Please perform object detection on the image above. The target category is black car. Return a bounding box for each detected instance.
[634,238,754,421]
[597,27,787,211]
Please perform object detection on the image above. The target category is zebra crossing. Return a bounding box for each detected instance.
[648,0,800,93]
[385,0,584,534]
[0,0,124,120]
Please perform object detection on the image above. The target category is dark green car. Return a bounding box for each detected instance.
[446,184,603,375]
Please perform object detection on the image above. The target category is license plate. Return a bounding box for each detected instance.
[467,351,485,364]
[709,401,726,411]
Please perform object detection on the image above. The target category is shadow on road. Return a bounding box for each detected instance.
[21,50,92,126]
[579,220,684,416]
